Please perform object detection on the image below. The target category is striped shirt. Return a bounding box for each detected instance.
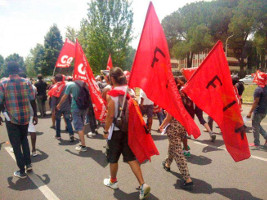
[0,75,35,125]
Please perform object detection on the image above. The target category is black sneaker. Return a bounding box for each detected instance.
[181,180,193,190]
[162,160,170,172]
[14,170,27,178]
[26,164,32,172]
[70,136,74,142]
[211,134,216,142]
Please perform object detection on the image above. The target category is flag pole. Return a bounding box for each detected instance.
[52,66,57,77]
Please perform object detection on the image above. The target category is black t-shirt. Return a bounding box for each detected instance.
[254,86,267,114]
[34,80,47,96]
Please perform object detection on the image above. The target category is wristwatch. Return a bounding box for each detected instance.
[104,131,109,134]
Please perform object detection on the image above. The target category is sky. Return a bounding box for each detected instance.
[0,0,202,59]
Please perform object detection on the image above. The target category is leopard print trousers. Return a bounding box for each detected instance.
[165,118,190,180]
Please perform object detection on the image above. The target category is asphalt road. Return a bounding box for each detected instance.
[0,105,267,200]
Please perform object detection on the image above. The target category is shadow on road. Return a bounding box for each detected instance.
[113,189,159,200]
[58,138,80,146]
[7,174,50,191]
[171,171,263,200]
[187,154,212,166]
[31,149,49,163]
[65,147,108,168]
[151,134,167,141]
[35,131,44,136]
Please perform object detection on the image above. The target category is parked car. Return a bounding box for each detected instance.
[239,75,255,85]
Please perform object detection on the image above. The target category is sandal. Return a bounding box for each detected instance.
[162,161,170,172]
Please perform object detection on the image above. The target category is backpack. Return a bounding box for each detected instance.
[74,82,90,110]
[114,95,129,133]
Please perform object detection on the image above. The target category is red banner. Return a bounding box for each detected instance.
[252,70,267,87]
[106,54,113,70]
[182,67,197,80]
[183,41,250,162]
[73,40,106,121]
[128,2,200,138]
[55,38,75,68]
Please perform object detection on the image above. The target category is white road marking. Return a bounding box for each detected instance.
[5,147,60,200]
[193,141,267,162]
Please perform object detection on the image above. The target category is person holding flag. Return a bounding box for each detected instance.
[103,67,151,200]
[247,71,267,147]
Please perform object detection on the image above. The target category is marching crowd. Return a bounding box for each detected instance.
[0,61,267,199]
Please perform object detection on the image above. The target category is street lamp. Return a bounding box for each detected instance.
[225,34,234,57]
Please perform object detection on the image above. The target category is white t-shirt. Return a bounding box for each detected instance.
[108,85,128,139]
[139,89,153,105]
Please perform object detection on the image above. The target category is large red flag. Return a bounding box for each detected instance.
[55,38,75,68]
[106,54,113,70]
[182,67,197,81]
[183,41,250,162]
[73,40,106,121]
[128,2,200,138]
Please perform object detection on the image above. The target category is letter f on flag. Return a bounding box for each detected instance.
[128,2,200,138]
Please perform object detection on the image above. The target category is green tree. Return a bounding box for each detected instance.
[2,53,25,77]
[228,0,266,76]
[78,0,134,73]
[162,0,239,67]
[42,24,63,76]
[65,26,77,43]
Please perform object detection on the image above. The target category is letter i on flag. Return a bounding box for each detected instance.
[128,1,200,138]
[55,38,75,68]
[73,40,106,121]
[182,41,250,162]
[106,54,113,70]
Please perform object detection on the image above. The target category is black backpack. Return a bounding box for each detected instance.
[74,82,90,110]
[114,95,129,133]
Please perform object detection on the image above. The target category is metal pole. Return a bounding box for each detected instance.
[225,34,234,57]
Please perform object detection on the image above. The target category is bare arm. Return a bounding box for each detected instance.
[104,95,115,139]
[30,100,38,125]
[247,97,260,118]
[159,112,172,130]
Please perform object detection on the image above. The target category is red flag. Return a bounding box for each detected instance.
[128,98,159,163]
[252,70,267,88]
[182,67,197,80]
[106,54,113,70]
[183,41,250,162]
[128,2,200,138]
[73,40,106,121]
[55,38,75,68]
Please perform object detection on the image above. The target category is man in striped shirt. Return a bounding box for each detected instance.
[0,62,38,178]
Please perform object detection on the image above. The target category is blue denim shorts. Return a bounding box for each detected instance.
[72,109,87,131]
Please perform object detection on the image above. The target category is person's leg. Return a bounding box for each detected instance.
[36,96,43,117]
[252,113,261,146]
[63,112,74,137]
[51,110,56,128]
[30,132,36,152]
[208,116,213,131]
[55,111,62,138]
[258,114,267,140]
[173,136,192,183]
[6,122,26,173]
[110,163,119,180]
[128,160,145,185]
[20,124,31,166]
[42,97,46,116]
[165,139,174,168]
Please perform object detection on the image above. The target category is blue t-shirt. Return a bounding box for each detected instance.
[64,82,80,112]
[254,86,267,114]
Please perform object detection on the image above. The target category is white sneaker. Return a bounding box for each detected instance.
[32,151,38,157]
[103,178,118,189]
[87,132,96,138]
[139,183,150,200]
[10,147,14,153]
[75,145,87,152]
